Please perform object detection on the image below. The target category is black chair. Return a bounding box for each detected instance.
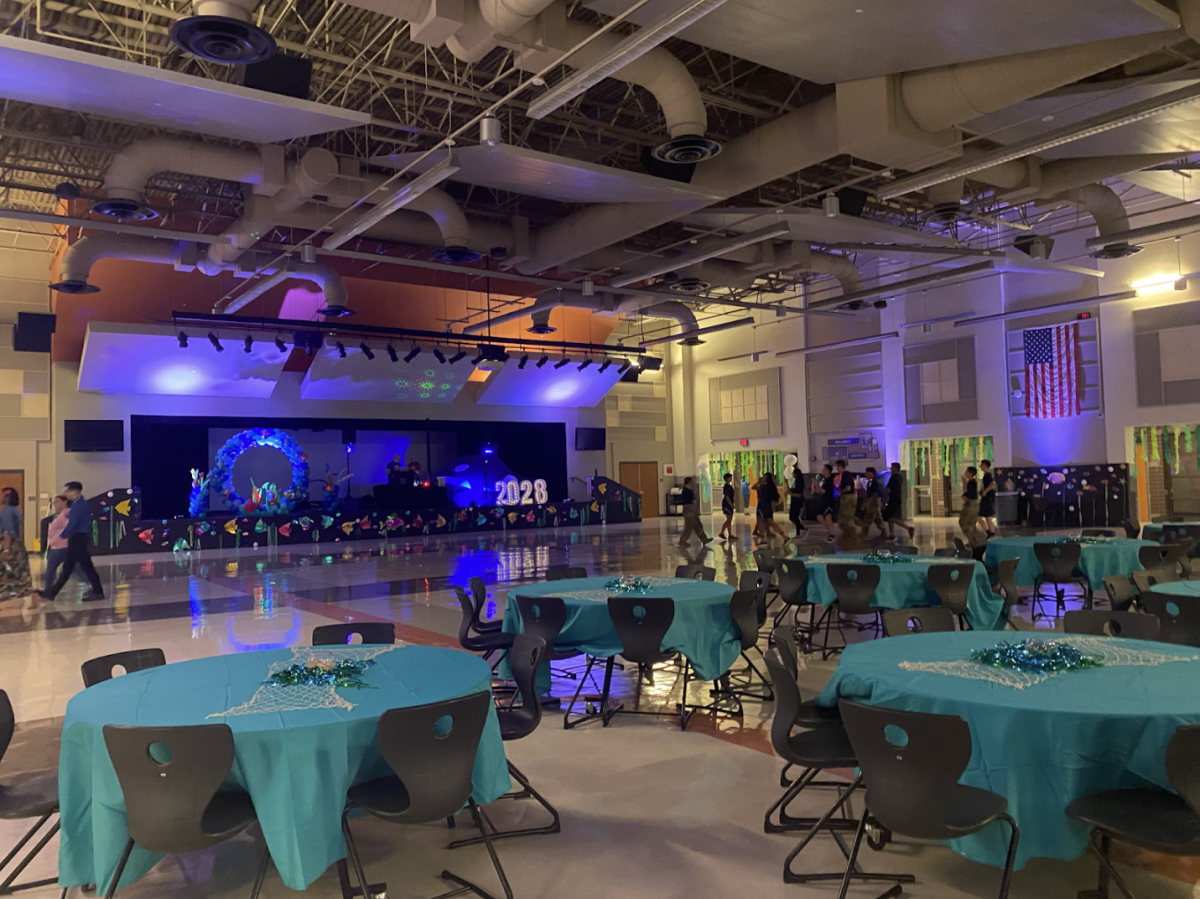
[932,547,959,558]
[774,558,814,641]
[513,595,581,677]
[1122,518,1141,539]
[927,563,975,629]
[770,628,843,789]
[0,690,59,894]
[468,576,503,634]
[952,536,974,559]
[995,558,1021,612]
[1132,568,1179,595]
[1066,724,1200,899]
[762,653,914,891]
[449,634,559,848]
[1081,529,1117,538]
[820,564,882,659]
[1032,542,1090,619]
[564,596,678,729]
[81,649,167,688]
[837,701,1017,899]
[738,570,770,628]
[1140,592,1200,647]
[544,566,586,581]
[754,549,780,606]
[1103,575,1136,612]
[1062,610,1161,641]
[311,623,395,646]
[102,723,271,899]
[342,692,512,899]
[674,564,716,581]
[882,607,955,637]
[716,589,773,702]
[1139,543,1189,576]
[453,586,515,666]
[893,545,918,555]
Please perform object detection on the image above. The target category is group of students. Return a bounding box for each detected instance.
[0,481,106,602]
[958,459,997,546]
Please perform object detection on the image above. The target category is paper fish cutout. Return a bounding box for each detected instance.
[457,510,468,522]
[545,505,557,514]
[196,521,212,535]
[114,500,132,516]
[224,519,239,534]
[172,538,190,553]
[508,512,518,523]
[590,502,599,512]
[322,516,334,528]
[254,520,268,533]
[525,511,535,523]
[597,483,607,494]
[477,513,488,526]
[297,517,313,529]
[138,528,153,544]
[436,515,447,528]
[341,521,355,535]
[569,509,579,519]
[278,523,292,537]
[360,516,373,529]
[412,515,424,530]
[383,516,402,529]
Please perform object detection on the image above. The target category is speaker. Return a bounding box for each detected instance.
[341,427,357,445]
[835,187,869,218]
[12,312,55,353]
[243,53,312,100]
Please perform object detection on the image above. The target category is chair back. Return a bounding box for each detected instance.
[1062,609,1161,641]
[1033,541,1081,582]
[545,566,587,581]
[102,723,240,853]
[500,634,546,740]
[932,548,958,558]
[1081,529,1116,538]
[1133,568,1179,594]
[739,570,770,625]
[838,700,978,841]
[1102,575,1136,612]
[607,596,675,665]
[81,649,167,688]
[763,650,813,763]
[468,576,493,631]
[373,692,492,823]
[674,564,716,581]
[514,595,567,654]
[770,628,800,680]
[1122,518,1141,539]
[0,690,13,763]
[311,623,395,646]
[893,546,918,555]
[752,549,778,574]
[827,564,881,615]
[882,607,955,637]
[1140,544,1187,572]
[926,564,974,616]
[1141,593,1200,647]
[453,586,488,650]
[729,590,760,652]
[1166,724,1200,815]
[775,559,808,607]
[996,559,1020,608]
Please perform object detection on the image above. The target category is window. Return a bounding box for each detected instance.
[904,337,977,424]
[720,385,768,424]
[919,359,959,405]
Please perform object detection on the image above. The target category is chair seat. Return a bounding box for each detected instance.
[198,790,258,841]
[785,725,856,768]
[1066,788,1200,854]
[474,619,504,634]
[796,700,842,729]
[0,771,58,819]
[465,631,517,652]
[348,775,411,818]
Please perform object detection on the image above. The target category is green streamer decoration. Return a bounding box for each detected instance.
[1152,427,1161,461]
[1186,427,1195,456]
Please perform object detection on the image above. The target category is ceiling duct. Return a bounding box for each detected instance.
[1055,184,1142,258]
[169,0,277,64]
[669,276,711,294]
[919,177,969,226]
[527,308,557,334]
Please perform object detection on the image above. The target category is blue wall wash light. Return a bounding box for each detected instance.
[482,444,496,456]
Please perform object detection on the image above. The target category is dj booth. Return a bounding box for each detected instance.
[373,483,449,509]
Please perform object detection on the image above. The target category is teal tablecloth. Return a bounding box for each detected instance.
[503,576,739,681]
[1150,580,1200,597]
[58,645,510,892]
[985,536,1154,590]
[802,555,1005,631]
[817,631,1200,869]
[1142,523,1200,556]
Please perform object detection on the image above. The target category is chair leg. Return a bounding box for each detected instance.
[438,800,514,899]
[835,807,869,899]
[1083,831,1137,899]
[0,813,61,894]
[341,809,386,899]
[996,813,1020,899]
[248,839,273,899]
[563,656,621,729]
[448,761,560,847]
[102,838,135,899]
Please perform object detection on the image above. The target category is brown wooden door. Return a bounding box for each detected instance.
[619,462,660,518]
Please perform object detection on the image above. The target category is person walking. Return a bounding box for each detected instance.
[0,488,33,600]
[814,465,837,542]
[752,472,788,543]
[860,467,889,540]
[43,494,73,592]
[959,466,984,549]
[787,463,807,541]
[835,460,860,539]
[884,462,916,541]
[677,476,711,548]
[717,472,736,541]
[39,481,105,601]
[977,459,997,538]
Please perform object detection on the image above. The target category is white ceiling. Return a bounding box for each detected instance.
[585,0,1178,84]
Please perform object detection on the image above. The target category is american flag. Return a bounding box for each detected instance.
[1024,324,1082,418]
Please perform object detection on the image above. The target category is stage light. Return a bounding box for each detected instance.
[449,349,467,364]
[578,357,592,371]
[617,359,631,374]
[177,330,188,348]
[641,356,663,371]
[274,335,287,352]
[536,354,549,368]
[360,342,375,360]
[344,443,355,454]
[207,332,223,352]
[554,356,570,369]
[337,341,347,358]
[386,344,399,363]
[598,358,612,373]
[404,345,421,363]
[518,354,529,369]
[433,347,446,364]
[482,443,495,456]
[243,334,253,354]
[471,351,486,365]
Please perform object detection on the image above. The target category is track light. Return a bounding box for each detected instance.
[337,342,347,358]
[386,344,399,363]
[274,335,287,352]
[243,334,253,354]
[536,355,549,368]
[471,351,486,365]
[554,356,570,369]
[177,330,188,348]
[598,358,612,373]
[518,354,529,369]
[404,345,421,363]
[360,342,375,360]
[207,332,223,352]
[449,349,467,364]
[433,347,446,364]
[578,357,592,371]
[617,359,631,374]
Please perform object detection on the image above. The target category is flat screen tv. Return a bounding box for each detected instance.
[575,427,606,452]
[65,419,124,452]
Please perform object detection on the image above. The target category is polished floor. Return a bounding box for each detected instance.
[1,515,1194,898]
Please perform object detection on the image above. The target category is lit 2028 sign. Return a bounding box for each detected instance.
[494,478,549,506]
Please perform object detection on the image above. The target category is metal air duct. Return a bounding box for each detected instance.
[169,0,276,63]
[51,234,185,293]
[1055,184,1142,258]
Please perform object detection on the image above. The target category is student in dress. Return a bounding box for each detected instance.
[0,488,33,600]
[677,476,711,548]
[859,467,889,540]
[884,462,916,541]
[814,464,838,542]
[835,459,859,539]
[43,494,73,592]
[753,472,787,543]
[977,459,997,538]
[959,466,984,547]
[787,463,807,541]
[717,473,736,542]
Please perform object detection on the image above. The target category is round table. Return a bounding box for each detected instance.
[801,554,1005,631]
[985,536,1154,590]
[1142,522,1200,556]
[1149,580,1200,597]
[817,631,1200,869]
[58,645,510,893]
[502,576,739,681]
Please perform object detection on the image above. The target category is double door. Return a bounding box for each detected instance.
[618,462,660,518]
